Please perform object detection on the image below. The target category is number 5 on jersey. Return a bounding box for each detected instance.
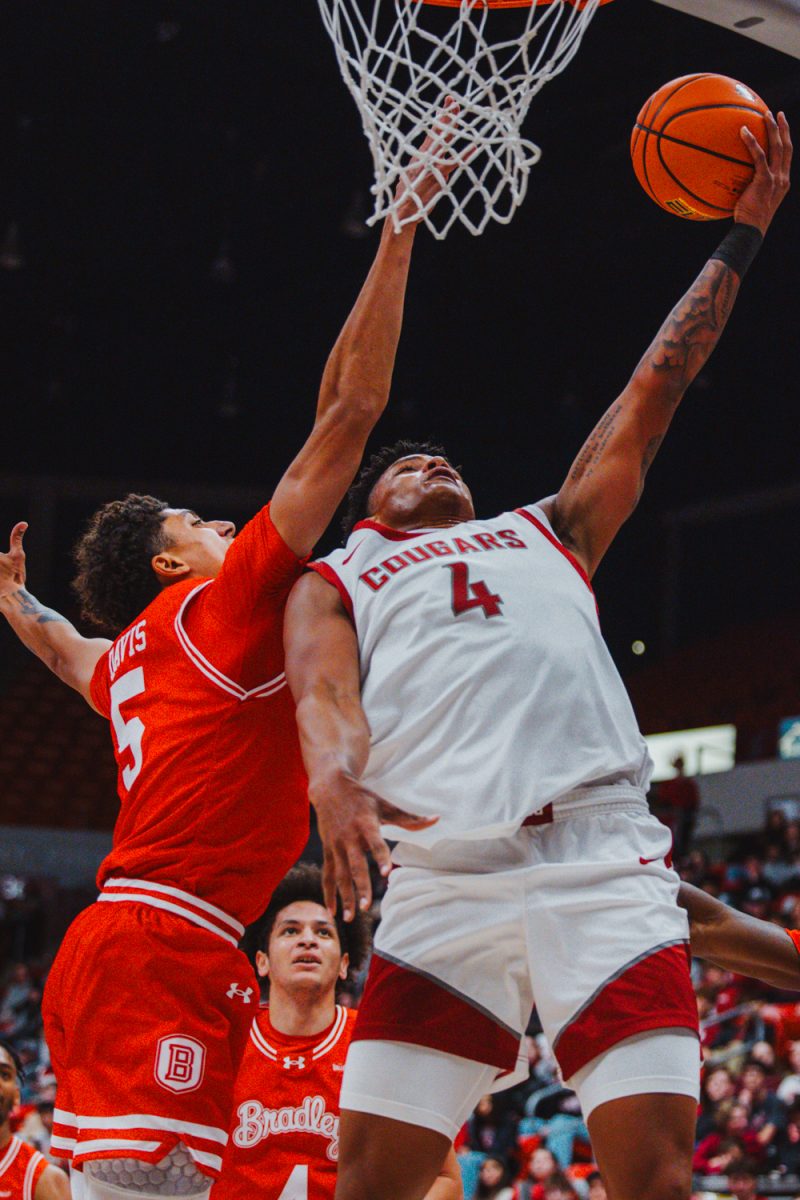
[110,668,146,790]
[446,562,503,619]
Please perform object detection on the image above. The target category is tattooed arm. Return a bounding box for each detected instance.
[542,112,792,579]
[0,523,110,706]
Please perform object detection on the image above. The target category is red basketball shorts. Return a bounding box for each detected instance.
[43,881,257,1180]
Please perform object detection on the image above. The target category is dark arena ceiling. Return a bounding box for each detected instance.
[3,0,799,668]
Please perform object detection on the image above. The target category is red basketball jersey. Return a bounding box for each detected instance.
[89,504,309,926]
[212,1005,356,1200]
[0,1136,48,1200]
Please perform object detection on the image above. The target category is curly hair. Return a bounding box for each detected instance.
[257,862,371,979]
[72,494,172,635]
[340,438,450,537]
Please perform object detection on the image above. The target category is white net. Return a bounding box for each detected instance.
[317,0,608,238]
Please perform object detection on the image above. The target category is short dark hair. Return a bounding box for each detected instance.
[72,494,172,634]
[727,1159,759,1180]
[0,1038,23,1083]
[341,439,450,537]
[258,862,371,978]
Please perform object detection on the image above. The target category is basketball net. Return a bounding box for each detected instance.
[317,0,609,238]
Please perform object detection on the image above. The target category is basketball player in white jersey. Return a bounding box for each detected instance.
[284,113,792,1200]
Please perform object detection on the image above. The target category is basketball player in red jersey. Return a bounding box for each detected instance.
[0,110,460,1200]
[212,864,461,1200]
[0,1041,69,1200]
[284,115,792,1200]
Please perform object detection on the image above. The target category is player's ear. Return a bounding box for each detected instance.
[338,952,349,982]
[255,950,270,980]
[151,551,191,582]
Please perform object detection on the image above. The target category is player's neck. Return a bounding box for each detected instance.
[268,988,337,1038]
[0,1124,12,1152]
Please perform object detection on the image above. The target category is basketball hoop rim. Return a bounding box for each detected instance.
[417,0,613,8]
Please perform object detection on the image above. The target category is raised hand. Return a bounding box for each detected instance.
[311,772,438,920]
[735,111,792,234]
[0,523,28,600]
[394,96,466,223]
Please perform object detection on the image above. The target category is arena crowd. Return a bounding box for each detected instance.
[4,804,800,1199]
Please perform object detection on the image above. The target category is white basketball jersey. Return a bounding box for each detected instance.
[311,505,652,845]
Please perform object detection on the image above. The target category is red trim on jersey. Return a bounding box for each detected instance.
[98,878,245,945]
[514,509,594,596]
[553,942,698,1080]
[351,953,520,1072]
[308,563,355,623]
[352,519,437,542]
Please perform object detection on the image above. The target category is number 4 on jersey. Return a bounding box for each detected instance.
[446,562,503,619]
[277,1165,309,1200]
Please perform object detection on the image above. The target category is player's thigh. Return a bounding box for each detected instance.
[337,1039,496,1200]
[573,1029,699,1200]
[587,1095,696,1200]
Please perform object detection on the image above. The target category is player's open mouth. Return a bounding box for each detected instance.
[293,956,322,965]
[427,468,458,483]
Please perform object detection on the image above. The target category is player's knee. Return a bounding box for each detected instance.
[83,1144,211,1199]
[634,1159,692,1200]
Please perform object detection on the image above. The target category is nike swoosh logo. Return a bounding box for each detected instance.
[639,856,661,865]
[342,540,365,566]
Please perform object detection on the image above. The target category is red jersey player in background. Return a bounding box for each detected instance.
[0,1040,69,1200]
[211,864,461,1200]
[0,109,460,1200]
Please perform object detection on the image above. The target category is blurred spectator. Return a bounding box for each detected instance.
[475,1156,514,1200]
[776,1040,800,1106]
[540,1174,578,1200]
[519,1087,589,1168]
[585,1173,606,1200]
[692,1101,763,1174]
[737,1059,788,1162]
[697,1067,737,1140]
[771,1097,800,1175]
[658,755,700,856]
[761,843,795,891]
[466,1095,518,1161]
[513,1148,558,1200]
[725,1160,765,1200]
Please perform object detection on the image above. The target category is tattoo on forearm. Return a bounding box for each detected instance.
[569,402,623,485]
[648,261,739,395]
[12,589,69,625]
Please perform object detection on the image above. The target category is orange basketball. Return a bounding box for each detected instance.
[631,73,770,221]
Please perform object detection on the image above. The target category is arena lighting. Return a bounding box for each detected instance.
[778,717,800,761]
[651,0,800,59]
[645,724,737,782]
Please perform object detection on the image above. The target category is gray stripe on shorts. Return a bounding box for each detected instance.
[551,938,689,1051]
[375,949,523,1041]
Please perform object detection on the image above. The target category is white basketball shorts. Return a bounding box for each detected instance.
[342,796,698,1132]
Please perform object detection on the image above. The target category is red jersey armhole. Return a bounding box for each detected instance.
[308,563,355,624]
[89,651,111,718]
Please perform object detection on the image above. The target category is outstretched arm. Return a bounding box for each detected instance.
[0,523,109,707]
[680,882,800,990]
[285,571,436,918]
[271,103,461,558]
[544,113,792,578]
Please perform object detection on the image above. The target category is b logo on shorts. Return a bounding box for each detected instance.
[155,1035,206,1094]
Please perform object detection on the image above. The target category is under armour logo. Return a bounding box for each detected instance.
[226,983,254,1003]
[283,1055,306,1070]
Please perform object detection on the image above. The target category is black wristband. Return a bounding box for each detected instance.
[710,222,763,279]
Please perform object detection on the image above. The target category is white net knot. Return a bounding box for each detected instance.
[318,0,606,238]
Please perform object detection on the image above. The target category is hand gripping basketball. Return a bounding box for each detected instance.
[0,523,28,600]
[735,111,792,235]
